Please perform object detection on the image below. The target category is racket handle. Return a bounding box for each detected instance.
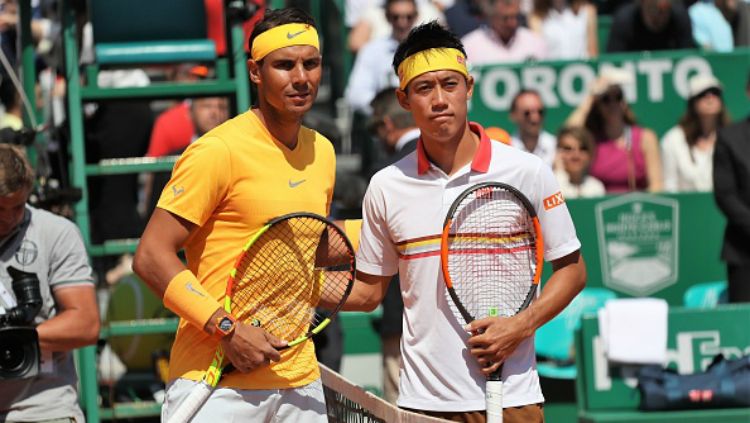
[486,380,503,423]
[167,381,213,423]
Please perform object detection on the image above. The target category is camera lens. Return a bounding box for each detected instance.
[0,328,39,379]
[0,342,25,372]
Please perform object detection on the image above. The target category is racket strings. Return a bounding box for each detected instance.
[447,188,538,321]
[230,216,354,342]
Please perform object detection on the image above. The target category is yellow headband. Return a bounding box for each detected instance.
[397,48,468,90]
[251,23,320,61]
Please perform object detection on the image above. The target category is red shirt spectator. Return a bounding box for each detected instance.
[146,102,194,158]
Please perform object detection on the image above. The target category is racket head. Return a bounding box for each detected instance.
[226,212,355,347]
[440,182,544,325]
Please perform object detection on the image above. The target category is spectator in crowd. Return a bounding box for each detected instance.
[510,89,556,167]
[444,0,487,37]
[0,145,99,422]
[346,0,419,116]
[367,88,420,175]
[554,126,605,198]
[661,74,729,192]
[713,72,750,303]
[715,0,750,46]
[689,0,734,51]
[462,0,548,64]
[529,0,598,59]
[347,0,446,52]
[567,69,663,193]
[143,65,212,160]
[606,0,696,52]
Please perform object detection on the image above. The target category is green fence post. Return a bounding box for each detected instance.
[62,1,98,422]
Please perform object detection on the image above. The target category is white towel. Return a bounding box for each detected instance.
[598,298,668,365]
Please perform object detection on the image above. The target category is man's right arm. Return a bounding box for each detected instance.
[133,208,193,296]
[133,208,285,371]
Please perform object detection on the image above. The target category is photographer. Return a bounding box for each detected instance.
[0,145,99,422]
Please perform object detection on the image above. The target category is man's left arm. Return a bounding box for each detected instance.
[466,251,586,373]
[467,161,586,373]
[36,220,100,352]
[36,285,99,352]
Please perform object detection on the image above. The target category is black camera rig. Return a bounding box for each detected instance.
[0,267,43,380]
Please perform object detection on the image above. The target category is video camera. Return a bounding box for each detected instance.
[0,267,43,380]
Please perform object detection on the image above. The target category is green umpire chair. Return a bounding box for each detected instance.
[61,1,250,420]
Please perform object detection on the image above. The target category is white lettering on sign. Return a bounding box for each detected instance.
[522,66,558,107]
[480,68,518,110]
[476,56,714,110]
[558,64,596,105]
[637,59,672,102]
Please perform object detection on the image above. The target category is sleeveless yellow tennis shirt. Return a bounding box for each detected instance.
[157,110,336,389]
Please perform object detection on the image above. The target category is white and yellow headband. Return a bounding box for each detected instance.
[251,23,320,61]
[397,48,469,90]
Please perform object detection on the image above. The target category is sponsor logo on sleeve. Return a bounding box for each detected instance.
[543,191,565,211]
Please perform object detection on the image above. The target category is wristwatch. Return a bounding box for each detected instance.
[214,315,237,339]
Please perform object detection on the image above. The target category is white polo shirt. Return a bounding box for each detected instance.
[357,122,581,412]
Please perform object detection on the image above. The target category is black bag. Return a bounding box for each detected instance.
[637,354,750,411]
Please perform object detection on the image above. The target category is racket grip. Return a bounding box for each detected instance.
[167,382,213,423]
[486,380,503,423]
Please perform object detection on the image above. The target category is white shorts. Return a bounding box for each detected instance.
[162,378,327,422]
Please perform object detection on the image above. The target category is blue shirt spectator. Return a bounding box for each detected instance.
[690,0,734,51]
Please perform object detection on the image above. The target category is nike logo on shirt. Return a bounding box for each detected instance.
[287,30,306,39]
[172,185,185,197]
[288,179,306,188]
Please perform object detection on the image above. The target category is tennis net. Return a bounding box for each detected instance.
[320,364,450,423]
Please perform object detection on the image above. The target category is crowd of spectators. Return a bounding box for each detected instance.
[341,0,748,203]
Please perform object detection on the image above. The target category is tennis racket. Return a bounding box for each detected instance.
[168,212,356,423]
[440,182,544,423]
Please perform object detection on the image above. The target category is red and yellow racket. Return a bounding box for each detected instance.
[440,182,544,423]
[168,212,355,423]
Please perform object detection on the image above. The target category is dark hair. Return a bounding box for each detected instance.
[510,89,541,112]
[584,87,637,141]
[248,7,317,53]
[0,74,19,110]
[392,21,467,77]
[678,93,730,148]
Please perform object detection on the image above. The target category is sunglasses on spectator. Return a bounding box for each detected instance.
[386,12,417,22]
[522,108,545,118]
[694,87,722,100]
[600,91,624,104]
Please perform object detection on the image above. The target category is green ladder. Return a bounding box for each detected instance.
[60,0,250,421]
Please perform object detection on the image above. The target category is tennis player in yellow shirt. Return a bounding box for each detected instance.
[134,8,334,422]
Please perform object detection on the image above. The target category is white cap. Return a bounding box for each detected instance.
[592,68,634,96]
[688,74,722,99]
